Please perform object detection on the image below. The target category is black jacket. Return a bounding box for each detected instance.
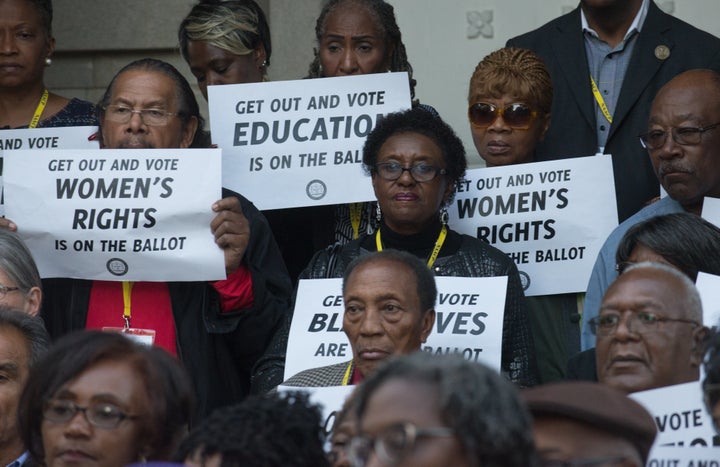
[41,190,292,418]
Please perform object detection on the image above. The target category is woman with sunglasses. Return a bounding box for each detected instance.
[467,47,578,385]
[468,47,551,167]
[18,331,194,467]
[288,107,538,388]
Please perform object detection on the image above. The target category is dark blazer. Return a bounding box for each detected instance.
[507,2,720,221]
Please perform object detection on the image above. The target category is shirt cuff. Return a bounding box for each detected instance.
[212,264,254,312]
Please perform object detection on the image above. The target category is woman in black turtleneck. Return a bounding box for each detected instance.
[292,107,538,387]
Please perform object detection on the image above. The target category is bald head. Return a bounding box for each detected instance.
[646,69,720,213]
[596,262,707,393]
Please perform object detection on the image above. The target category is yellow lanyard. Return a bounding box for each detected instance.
[349,203,363,240]
[28,89,49,129]
[375,225,448,269]
[590,76,613,124]
[122,281,133,328]
[341,360,353,385]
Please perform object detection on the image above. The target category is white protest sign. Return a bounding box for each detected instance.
[647,446,720,466]
[277,385,355,432]
[631,382,718,449]
[0,126,99,217]
[4,148,226,281]
[695,272,720,328]
[701,196,720,227]
[284,276,507,380]
[448,157,618,296]
[208,73,412,209]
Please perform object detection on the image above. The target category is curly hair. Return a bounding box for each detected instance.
[362,107,467,205]
[174,391,329,467]
[307,0,416,98]
[178,0,271,76]
[353,352,537,467]
[468,47,553,114]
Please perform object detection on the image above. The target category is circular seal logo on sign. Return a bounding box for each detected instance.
[306,179,327,200]
[518,270,530,291]
[107,258,129,277]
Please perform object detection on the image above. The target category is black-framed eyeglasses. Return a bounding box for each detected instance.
[375,162,446,183]
[347,422,454,467]
[43,399,140,429]
[468,102,541,130]
[0,284,20,299]
[588,310,700,337]
[638,122,720,149]
[539,455,630,466]
[103,104,180,126]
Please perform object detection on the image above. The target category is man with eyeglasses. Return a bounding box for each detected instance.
[594,262,708,394]
[36,59,292,418]
[507,0,720,224]
[523,381,657,467]
[583,69,720,350]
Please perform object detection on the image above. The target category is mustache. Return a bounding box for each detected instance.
[658,163,692,177]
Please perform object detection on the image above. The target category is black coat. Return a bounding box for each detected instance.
[41,190,292,418]
[507,2,720,221]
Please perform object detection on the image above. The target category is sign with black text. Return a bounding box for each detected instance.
[448,157,618,296]
[0,126,98,217]
[284,276,507,380]
[208,73,412,209]
[4,149,225,281]
[631,382,719,449]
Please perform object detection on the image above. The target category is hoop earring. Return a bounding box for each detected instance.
[440,207,449,225]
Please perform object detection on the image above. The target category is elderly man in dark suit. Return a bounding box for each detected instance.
[507,0,720,223]
[282,250,435,387]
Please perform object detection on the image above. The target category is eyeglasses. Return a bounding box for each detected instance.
[0,284,20,299]
[43,399,139,429]
[348,422,454,467]
[375,162,447,182]
[539,455,630,466]
[638,122,720,149]
[588,310,700,337]
[468,102,540,130]
[103,104,180,126]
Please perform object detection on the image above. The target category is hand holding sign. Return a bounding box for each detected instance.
[211,196,251,276]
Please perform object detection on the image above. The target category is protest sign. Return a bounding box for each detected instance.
[647,446,720,466]
[631,382,719,449]
[208,73,412,209]
[702,196,720,227]
[4,148,226,281]
[695,272,720,328]
[283,276,507,380]
[0,126,98,217]
[448,157,618,296]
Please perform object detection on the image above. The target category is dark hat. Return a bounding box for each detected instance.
[522,381,657,463]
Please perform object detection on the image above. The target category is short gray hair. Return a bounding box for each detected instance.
[353,352,536,467]
[0,230,41,294]
[0,307,49,367]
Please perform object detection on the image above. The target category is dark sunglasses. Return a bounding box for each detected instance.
[468,102,541,130]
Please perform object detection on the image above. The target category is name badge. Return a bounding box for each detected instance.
[102,327,156,346]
